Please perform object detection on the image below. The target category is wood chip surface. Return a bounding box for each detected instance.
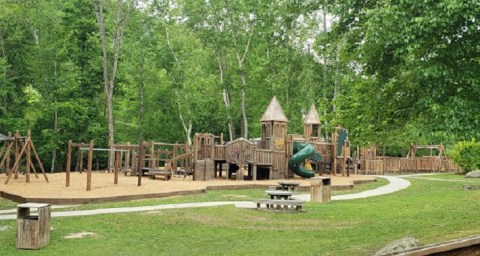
[0,172,375,199]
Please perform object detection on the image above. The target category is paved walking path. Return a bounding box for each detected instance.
[0,175,410,220]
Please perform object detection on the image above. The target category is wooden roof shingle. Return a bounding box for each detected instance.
[304,104,321,124]
[260,96,288,122]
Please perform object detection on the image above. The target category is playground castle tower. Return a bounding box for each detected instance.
[304,104,322,141]
[259,96,289,178]
[260,96,288,151]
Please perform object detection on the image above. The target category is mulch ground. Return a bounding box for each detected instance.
[0,172,375,204]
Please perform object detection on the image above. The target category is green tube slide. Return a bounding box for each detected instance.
[288,142,315,178]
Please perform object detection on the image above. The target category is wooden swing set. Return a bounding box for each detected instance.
[0,130,49,184]
[65,140,139,191]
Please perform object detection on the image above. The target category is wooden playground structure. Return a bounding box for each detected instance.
[64,140,193,191]
[0,131,49,184]
[61,97,353,191]
[357,144,459,174]
[191,99,352,181]
[1,98,459,193]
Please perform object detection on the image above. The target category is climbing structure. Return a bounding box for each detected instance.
[192,97,352,180]
[2,130,49,184]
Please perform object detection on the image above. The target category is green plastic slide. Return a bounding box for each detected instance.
[288,142,315,178]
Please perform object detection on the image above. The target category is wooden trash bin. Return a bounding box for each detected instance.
[310,177,331,203]
[16,203,51,249]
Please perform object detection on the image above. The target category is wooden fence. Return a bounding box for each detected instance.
[360,157,459,174]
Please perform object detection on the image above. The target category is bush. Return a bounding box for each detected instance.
[449,140,480,173]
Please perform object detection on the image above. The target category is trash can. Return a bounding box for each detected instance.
[310,177,331,203]
[16,203,50,249]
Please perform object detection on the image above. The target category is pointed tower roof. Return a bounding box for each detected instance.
[260,96,288,122]
[304,104,321,124]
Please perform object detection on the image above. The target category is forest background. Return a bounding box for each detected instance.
[0,0,478,172]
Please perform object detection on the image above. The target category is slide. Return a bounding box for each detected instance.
[288,142,315,178]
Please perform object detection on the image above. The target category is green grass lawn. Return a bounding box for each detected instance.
[0,174,479,255]
[0,197,17,211]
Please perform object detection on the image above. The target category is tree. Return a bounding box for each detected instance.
[95,0,134,147]
[329,0,480,147]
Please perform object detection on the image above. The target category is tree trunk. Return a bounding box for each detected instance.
[233,32,253,139]
[217,50,236,141]
[0,31,8,111]
[165,25,193,145]
[240,69,248,139]
[322,9,329,139]
[96,0,133,169]
[333,43,340,114]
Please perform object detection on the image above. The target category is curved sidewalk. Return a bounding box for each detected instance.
[0,175,410,220]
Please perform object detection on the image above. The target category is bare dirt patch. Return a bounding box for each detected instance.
[64,231,99,239]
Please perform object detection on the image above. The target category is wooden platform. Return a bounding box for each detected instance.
[0,172,376,205]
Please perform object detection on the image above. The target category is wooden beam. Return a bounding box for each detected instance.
[86,140,94,191]
[137,141,145,187]
[4,139,28,184]
[0,141,14,174]
[114,150,120,185]
[66,140,72,187]
[29,139,49,183]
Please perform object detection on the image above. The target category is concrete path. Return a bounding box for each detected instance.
[0,175,410,220]
[400,173,479,183]
[292,175,410,201]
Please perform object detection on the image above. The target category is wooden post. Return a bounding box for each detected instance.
[26,138,31,183]
[341,144,346,177]
[210,137,215,159]
[149,142,154,169]
[86,140,94,191]
[79,150,84,173]
[1,140,13,176]
[137,141,144,187]
[5,137,30,184]
[173,143,178,171]
[194,134,198,161]
[5,132,12,174]
[125,142,131,170]
[66,140,72,187]
[253,164,257,181]
[29,140,49,183]
[14,131,20,180]
[332,130,337,176]
[114,150,120,184]
[132,150,137,176]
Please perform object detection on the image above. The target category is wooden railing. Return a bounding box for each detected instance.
[214,145,225,160]
[255,149,273,165]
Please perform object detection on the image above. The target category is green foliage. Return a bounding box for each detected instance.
[1,0,479,170]
[449,140,480,172]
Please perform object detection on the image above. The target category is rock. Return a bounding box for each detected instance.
[375,237,419,256]
[465,170,480,178]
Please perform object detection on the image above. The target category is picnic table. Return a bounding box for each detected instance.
[265,190,294,200]
[277,181,301,192]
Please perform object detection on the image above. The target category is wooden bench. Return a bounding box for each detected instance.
[253,199,305,211]
[142,168,172,181]
[144,171,171,180]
